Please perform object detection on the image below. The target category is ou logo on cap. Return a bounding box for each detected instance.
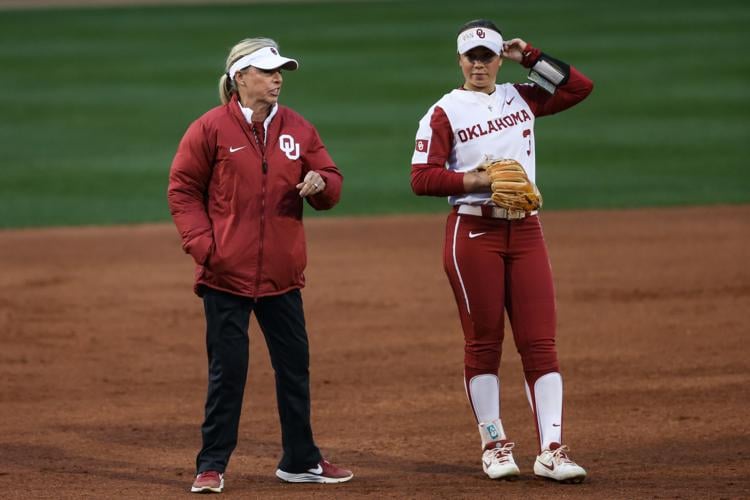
[279,134,300,160]
[477,28,486,39]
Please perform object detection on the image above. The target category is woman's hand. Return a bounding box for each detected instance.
[297,170,326,197]
[463,170,491,193]
[501,38,528,63]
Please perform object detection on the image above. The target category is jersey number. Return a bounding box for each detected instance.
[523,129,532,156]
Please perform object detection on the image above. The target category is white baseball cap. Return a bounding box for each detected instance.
[457,27,503,55]
[228,46,299,79]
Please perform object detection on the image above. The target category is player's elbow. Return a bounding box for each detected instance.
[582,78,594,98]
[575,71,594,101]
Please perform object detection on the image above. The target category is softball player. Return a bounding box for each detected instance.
[411,19,594,482]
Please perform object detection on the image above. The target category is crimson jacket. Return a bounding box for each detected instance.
[168,94,342,298]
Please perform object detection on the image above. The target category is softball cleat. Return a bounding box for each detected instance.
[482,440,521,480]
[534,442,587,483]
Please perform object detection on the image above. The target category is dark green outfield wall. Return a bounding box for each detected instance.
[1,0,748,227]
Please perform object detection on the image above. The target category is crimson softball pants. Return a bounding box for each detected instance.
[443,211,560,389]
[196,287,321,474]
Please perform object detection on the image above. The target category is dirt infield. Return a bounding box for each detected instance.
[0,206,748,499]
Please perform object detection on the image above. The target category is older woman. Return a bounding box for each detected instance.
[168,37,352,493]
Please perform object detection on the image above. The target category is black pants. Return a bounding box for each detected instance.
[195,287,322,474]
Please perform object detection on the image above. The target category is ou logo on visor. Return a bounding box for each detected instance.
[279,134,300,160]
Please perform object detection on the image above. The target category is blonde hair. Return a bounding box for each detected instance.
[218,37,279,104]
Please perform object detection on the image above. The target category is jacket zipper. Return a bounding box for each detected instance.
[250,123,268,296]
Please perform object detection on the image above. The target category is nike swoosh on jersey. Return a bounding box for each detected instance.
[468,231,487,239]
[506,97,515,105]
[229,146,247,153]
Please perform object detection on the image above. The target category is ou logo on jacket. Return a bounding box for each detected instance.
[279,134,300,160]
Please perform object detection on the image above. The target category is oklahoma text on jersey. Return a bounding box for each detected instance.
[457,109,532,143]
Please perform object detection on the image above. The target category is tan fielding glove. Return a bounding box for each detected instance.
[485,159,543,213]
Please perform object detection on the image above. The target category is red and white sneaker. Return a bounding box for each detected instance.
[191,470,224,493]
[482,440,520,480]
[534,442,587,483]
[276,459,353,483]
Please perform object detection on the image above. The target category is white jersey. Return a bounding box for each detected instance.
[412,84,537,206]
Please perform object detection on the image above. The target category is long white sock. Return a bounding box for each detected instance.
[467,373,500,423]
[528,372,563,451]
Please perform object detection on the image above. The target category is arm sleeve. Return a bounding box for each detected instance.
[303,127,343,211]
[514,43,594,117]
[167,119,216,265]
[410,106,465,196]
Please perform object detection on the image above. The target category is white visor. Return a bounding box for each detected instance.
[457,27,503,55]
[228,46,299,79]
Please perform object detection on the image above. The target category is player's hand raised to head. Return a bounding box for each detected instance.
[501,38,527,63]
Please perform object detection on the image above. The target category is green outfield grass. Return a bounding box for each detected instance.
[1,0,748,227]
